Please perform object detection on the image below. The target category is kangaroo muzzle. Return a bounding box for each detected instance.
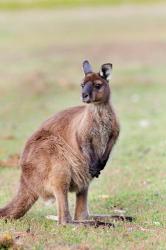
[82,83,93,103]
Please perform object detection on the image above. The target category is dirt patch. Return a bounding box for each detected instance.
[0,154,20,168]
[0,135,16,140]
[21,71,51,96]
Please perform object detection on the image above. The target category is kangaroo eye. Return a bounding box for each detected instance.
[81,83,85,88]
[95,84,102,90]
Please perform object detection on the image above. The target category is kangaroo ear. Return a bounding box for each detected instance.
[99,63,112,81]
[83,60,93,75]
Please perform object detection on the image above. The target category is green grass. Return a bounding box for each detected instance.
[0,4,166,250]
[0,0,165,10]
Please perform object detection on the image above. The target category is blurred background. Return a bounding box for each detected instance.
[0,0,166,157]
[0,1,166,249]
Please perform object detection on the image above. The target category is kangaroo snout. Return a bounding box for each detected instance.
[82,83,93,103]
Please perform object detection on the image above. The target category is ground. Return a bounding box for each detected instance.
[0,4,166,250]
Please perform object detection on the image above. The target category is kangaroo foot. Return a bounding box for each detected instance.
[89,214,134,222]
[72,220,115,228]
[46,214,134,227]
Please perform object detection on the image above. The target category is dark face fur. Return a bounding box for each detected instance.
[81,60,112,104]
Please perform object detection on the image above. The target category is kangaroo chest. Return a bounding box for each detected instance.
[90,109,113,158]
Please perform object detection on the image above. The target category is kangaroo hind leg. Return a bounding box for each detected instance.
[54,189,72,225]
[74,188,89,221]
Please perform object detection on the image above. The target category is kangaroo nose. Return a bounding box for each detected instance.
[82,93,89,99]
[82,92,91,103]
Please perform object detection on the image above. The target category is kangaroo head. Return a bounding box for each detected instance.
[81,60,112,104]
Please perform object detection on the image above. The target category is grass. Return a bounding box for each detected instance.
[0,0,165,10]
[0,4,166,250]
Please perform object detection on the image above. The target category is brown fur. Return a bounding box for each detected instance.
[0,61,120,224]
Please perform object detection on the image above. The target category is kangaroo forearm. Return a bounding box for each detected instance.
[89,160,101,178]
[81,143,100,178]
[81,146,111,178]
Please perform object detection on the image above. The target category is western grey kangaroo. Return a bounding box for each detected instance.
[0,61,120,225]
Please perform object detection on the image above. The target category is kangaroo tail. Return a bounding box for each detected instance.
[0,178,38,219]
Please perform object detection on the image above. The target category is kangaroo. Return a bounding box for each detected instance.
[0,61,120,225]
